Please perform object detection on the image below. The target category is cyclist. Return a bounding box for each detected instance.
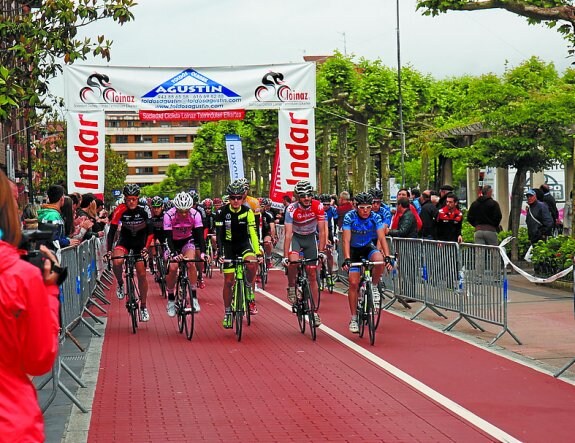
[213,197,223,212]
[107,184,153,322]
[368,188,392,252]
[164,192,205,317]
[260,198,277,268]
[202,198,218,263]
[341,192,393,333]
[236,177,262,234]
[216,181,261,328]
[283,180,325,326]
[319,193,337,280]
[148,196,166,279]
[190,191,207,289]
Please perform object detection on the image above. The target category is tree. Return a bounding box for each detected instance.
[417,1,575,55]
[1,0,136,117]
[104,145,127,205]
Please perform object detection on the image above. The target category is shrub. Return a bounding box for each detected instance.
[531,235,575,280]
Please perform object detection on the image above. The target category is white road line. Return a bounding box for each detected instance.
[257,288,521,443]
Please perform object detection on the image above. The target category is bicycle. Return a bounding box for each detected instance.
[111,250,142,334]
[350,258,385,345]
[222,257,257,342]
[317,249,334,304]
[170,257,203,341]
[258,241,270,290]
[290,257,319,341]
[204,233,216,279]
[150,242,168,298]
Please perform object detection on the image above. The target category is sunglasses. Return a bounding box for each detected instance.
[298,193,313,198]
[357,205,372,210]
[229,195,243,201]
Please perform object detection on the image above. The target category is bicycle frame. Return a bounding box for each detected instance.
[223,257,256,342]
[350,259,385,345]
[290,257,318,341]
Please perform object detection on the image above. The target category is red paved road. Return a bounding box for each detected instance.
[88,268,575,442]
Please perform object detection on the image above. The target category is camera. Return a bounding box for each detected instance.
[19,227,57,270]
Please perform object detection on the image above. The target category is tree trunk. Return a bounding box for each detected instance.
[320,124,331,193]
[420,149,430,190]
[380,141,390,201]
[336,123,349,194]
[354,119,369,192]
[510,167,528,262]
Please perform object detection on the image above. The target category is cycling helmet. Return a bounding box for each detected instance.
[151,196,163,207]
[294,180,313,196]
[139,197,148,206]
[164,200,174,210]
[236,177,250,192]
[261,197,272,206]
[226,181,245,196]
[123,184,140,197]
[368,188,383,200]
[213,197,223,206]
[188,191,199,204]
[354,192,373,205]
[173,191,194,210]
[319,193,331,203]
[222,195,230,204]
[202,198,213,208]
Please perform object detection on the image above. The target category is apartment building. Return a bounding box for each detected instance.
[106,111,200,186]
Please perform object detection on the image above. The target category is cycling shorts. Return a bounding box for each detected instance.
[115,238,146,261]
[222,241,255,274]
[290,232,318,265]
[164,237,195,259]
[349,243,379,273]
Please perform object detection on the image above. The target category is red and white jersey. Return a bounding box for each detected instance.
[284,200,325,236]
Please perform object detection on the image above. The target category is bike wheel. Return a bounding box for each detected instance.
[206,259,213,279]
[358,285,366,338]
[296,286,306,334]
[366,282,376,345]
[374,282,385,330]
[327,271,335,294]
[303,280,317,341]
[126,277,138,334]
[259,262,266,290]
[183,281,195,341]
[233,282,244,341]
[176,281,185,334]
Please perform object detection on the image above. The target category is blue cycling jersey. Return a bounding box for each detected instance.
[342,210,384,248]
[374,206,392,227]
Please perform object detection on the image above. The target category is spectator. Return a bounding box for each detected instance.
[525,189,553,245]
[22,201,38,230]
[37,185,71,248]
[436,192,463,243]
[411,188,422,213]
[539,184,559,232]
[385,197,418,239]
[419,191,439,240]
[391,188,422,233]
[336,191,354,230]
[61,196,90,243]
[0,169,62,442]
[467,185,502,246]
[436,184,454,209]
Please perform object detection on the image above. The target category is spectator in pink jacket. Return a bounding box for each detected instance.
[0,170,62,442]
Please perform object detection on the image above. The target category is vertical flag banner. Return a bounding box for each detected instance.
[269,139,284,202]
[225,134,245,182]
[67,111,106,197]
[278,108,316,192]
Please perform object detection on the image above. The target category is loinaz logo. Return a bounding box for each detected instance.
[142,68,240,98]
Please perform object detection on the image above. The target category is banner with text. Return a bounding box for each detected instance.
[225,134,245,182]
[67,111,106,197]
[278,108,316,192]
[269,139,284,202]
[65,63,315,112]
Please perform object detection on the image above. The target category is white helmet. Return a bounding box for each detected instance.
[173,191,194,210]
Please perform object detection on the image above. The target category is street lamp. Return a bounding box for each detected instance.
[396,0,406,188]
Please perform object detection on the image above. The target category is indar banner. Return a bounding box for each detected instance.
[67,111,106,197]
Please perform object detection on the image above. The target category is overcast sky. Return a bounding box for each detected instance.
[52,0,573,99]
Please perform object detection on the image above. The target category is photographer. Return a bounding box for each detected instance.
[0,170,63,442]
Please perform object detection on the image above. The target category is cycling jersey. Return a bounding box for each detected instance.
[243,195,261,214]
[215,204,261,256]
[374,206,392,227]
[260,210,275,238]
[107,204,152,252]
[342,210,384,248]
[163,207,205,253]
[150,214,166,243]
[284,200,325,236]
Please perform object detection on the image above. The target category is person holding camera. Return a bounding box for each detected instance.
[0,170,64,442]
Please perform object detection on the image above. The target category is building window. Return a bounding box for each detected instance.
[135,151,153,159]
[174,135,188,143]
[115,135,128,143]
[158,166,168,174]
[174,150,188,159]
[136,135,153,143]
[135,167,154,175]
[158,136,170,143]
[116,151,128,159]
[158,151,170,159]
[126,120,135,127]
[140,121,153,127]
[108,121,120,128]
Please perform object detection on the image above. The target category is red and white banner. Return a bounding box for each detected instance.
[269,139,285,203]
[67,111,106,196]
[139,109,245,121]
[278,108,316,192]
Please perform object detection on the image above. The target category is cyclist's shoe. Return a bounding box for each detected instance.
[166,301,176,317]
[141,308,150,322]
[287,287,297,303]
[192,297,201,313]
[249,301,258,315]
[222,313,233,329]
[198,278,206,289]
[313,312,322,326]
[372,286,381,308]
[116,285,125,300]
[349,318,359,333]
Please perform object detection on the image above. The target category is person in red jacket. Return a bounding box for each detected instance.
[0,170,62,443]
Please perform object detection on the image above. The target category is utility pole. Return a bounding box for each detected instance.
[396,0,406,188]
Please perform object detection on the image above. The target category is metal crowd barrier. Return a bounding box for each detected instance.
[38,236,112,414]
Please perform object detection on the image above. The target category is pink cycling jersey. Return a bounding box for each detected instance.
[163,207,203,240]
[284,200,325,235]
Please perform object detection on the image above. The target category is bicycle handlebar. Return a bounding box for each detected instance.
[222,258,259,264]
[349,260,385,267]
[169,257,205,263]
[288,257,318,265]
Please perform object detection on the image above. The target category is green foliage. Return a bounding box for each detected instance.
[461,219,475,243]
[498,227,530,259]
[104,146,127,205]
[531,235,575,279]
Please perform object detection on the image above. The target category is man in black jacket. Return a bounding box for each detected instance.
[467,185,502,246]
[525,189,553,245]
[419,191,438,239]
[540,183,559,232]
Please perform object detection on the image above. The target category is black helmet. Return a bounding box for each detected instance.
[226,181,245,196]
[354,192,373,205]
[188,190,199,204]
[368,188,383,200]
[151,196,163,207]
[319,193,331,203]
[294,180,313,196]
[123,184,140,197]
[236,177,250,192]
